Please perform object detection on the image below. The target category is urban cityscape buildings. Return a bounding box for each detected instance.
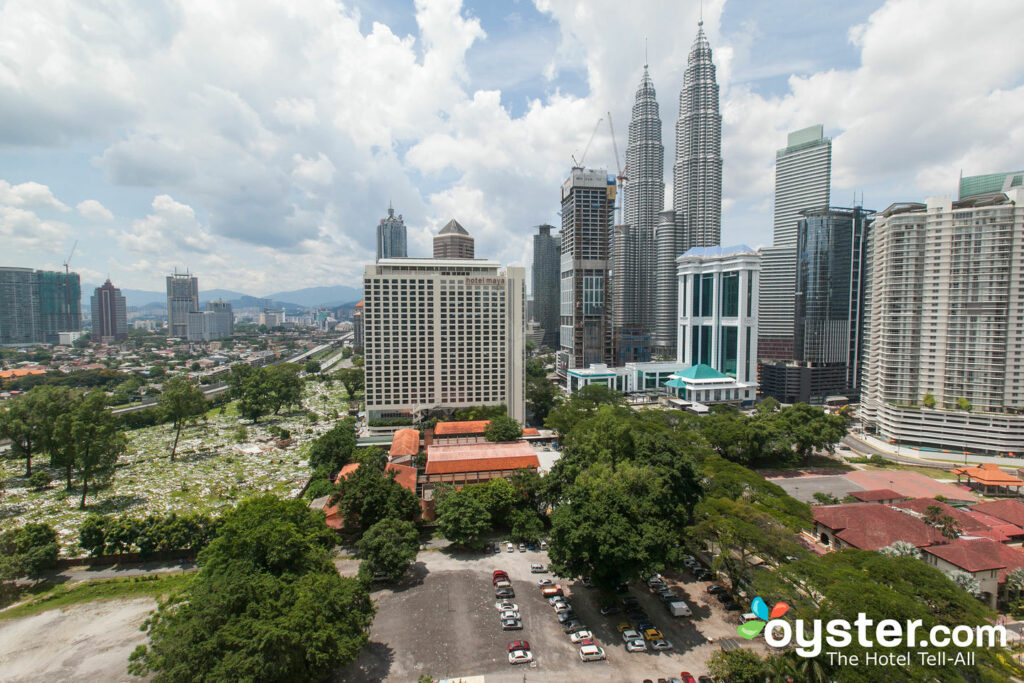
[0,267,81,345]
[433,219,475,259]
[531,224,560,349]
[352,300,364,350]
[616,64,664,339]
[376,204,408,261]
[759,125,832,362]
[362,258,525,424]
[166,271,199,338]
[653,209,680,354]
[187,300,234,342]
[90,279,128,344]
[558,168,616,377]
[860,189,1024,454]
[760,207,872,403]
[959,170,1024,199]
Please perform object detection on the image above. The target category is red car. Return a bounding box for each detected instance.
[508,640,530,652]
[492,571,509,585]
[680,673,698,683]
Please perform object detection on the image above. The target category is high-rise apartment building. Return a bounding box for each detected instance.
[376,204,408,261]
[617,64,664,336]
[433,219,475,259]
[860,190,1024,454]
[760,207,872,403]
[653,209,679,354]
[531,224,560,349]
[166,272,199,338]
[37,270,81,344]
[0,267,40,345]
[959,169,1024,199]
[188,300,234,342]
[673,22,722,252]
[558,168,615,376]
[91,279,128,344]
[363,258,525,424]
[352,300,364,350]
[676,245,759,392]
[759,125,832,361]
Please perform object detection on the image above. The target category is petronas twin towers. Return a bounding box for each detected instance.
[615,22,722,356]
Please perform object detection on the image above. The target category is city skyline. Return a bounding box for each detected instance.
[1,0,1021,293]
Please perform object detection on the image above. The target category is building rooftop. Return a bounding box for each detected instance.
[843,470,975,502]
[813,502,943,550]
[389,428,420,458]
[970,500,1024,528]
[924,538,1007,574]
[434,420,491,436]
[849,489,906,502]
[679,245,756,259]
[427,440,537,462]
[949,463,1024,487]
[674,363,729,380]
[438,219,469,235]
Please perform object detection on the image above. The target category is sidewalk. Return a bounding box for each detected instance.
[43,559,197,584]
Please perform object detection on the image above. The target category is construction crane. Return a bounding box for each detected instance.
[607,112,629,226]
[61,240,78,334]
[63,240,77,274]
[571,117,603,169]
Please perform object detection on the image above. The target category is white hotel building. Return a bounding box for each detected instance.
[860,190,1024,454]
[363,259,526,425]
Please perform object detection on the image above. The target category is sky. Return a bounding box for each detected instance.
[1,0,1022,295]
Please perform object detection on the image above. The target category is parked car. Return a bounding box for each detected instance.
[707,584,727,595]
[501,618,523,630]
[698,676,714,683]
[554,602,572,614]
[715,592,731,604]
[494,542,502,553]
[723,600,742,611]
[549,595,567,606]
[621,596,639,607]
[562,620,586,633]
[484,544,492,554]
[569,630,594,643]
[518,543,527,552]
[537,578,555,587]
[616,621,633,633]
[508,649,533,665]
[499,610,521,620]
[496,587,515,599]
[599,605,621,616]
[540,586,563,598]
[507,640,530,652]
[693,569,711,580]
[680,673,698,683]
[497,601,519,612]
[649,638,673,651]
[615,582,629,593]
[530,563,547,573]
[667,601,692,617]
[643,628,664,641]
[625,638,647,652]
[540,540,548,550]
[578,645,606,662]
[495,579,512,589]
[621,629,642,642]
[527,541,536,551]
[492,570,509,583]
[647,577,667,589]
[557,611,578,624]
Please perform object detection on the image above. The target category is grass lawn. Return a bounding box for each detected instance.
[860,463,958,480]
[0,573,193,621]
[0,378,352,556]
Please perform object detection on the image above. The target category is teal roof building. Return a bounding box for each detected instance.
[959,170,1024,199]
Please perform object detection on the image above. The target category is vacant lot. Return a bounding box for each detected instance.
[334,544,766,682]
[0,597,152,682]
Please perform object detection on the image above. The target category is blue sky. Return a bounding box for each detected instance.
[0,0,1021,294]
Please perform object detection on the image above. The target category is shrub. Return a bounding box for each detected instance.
[28,471,52,490]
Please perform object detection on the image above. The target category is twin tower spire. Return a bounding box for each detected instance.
[616,23,722,355]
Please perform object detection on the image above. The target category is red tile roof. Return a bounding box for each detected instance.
[433,420,491,435]
[960,509,1024,542]
[970,500,1024,527]
[522,428,540,436]
[0,368,46,379]
[849,489,906,502]
[813,503,943,550]
[924,538,1007,573]
[389,428,421,458]
[425,455,540,476]
[989,542,1024,583]
[950,463,1024,487]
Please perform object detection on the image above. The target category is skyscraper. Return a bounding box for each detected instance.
[187,300,234,342]
[760,207,872,403]
[166,271,199,338]
[36,270,81,344]
[759,125,832,361]
[673,21,722,251]
[658,22,722,355]
[376,204,408,261]
[618,64,664,335]
[433,219,475,259]
[559,168,615,376]
[531,224,560,349]
[0,267,40,345]
[860,189,1024,455]
[91,279,128,344]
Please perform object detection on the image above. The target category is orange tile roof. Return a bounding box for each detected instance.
[924,538,1007,573]
[389,428,421,458]
[522,428,540,436]
[949,463,1024,487]
[427,441,537,462]
[813,502,943,550]
[971,500,1024,527]
[0,368,46,379]
[433,420,491,435]
[425,455,540,476]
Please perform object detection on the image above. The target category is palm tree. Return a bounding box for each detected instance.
[1007,568,1024,603]
[951,570,982,597]
[880,540,922,560]
[937,515,962,539]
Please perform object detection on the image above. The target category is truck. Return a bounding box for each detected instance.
[667,600,692,617]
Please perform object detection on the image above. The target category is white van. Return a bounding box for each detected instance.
[741,612,759,623]
[578,645,606,662]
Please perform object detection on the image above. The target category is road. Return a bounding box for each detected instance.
[843,433,1024,469]
[42,559,197,583]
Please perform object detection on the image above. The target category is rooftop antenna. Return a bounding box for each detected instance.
[644,37,648,68]
[699,0,703,25]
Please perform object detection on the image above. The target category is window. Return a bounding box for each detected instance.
[700,274,714,316]
[721,271,739,317]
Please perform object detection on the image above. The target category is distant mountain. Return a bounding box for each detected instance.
[81,286,166,309]
[265,285,363,308]
[200,288,248,303]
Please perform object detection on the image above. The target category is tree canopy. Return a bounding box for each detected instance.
[357,518,420,582]
[52,390,127,508]
[333,458,420,533]
[307,419,357,473]
[157,376,207,460]
[484,415,523,442]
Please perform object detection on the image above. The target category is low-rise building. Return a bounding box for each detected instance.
[420,441,540,507]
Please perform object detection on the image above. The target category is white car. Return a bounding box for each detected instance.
[578,644,606,662]
[569,630,594,643]
[554,602,572,614]
[508,649,533,665]
[506,543,515,553]
[625,638,647,653]
[540,540,548,550]
[496,601,519,612]
[537,578,555,587]
[649,638,673,651]
[548,595,566,606]
[530,563,547,573]
[621,629,642,642]
[499,610,521,620]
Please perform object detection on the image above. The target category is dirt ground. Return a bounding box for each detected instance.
[334,543,766,682]
[0,597,152,682]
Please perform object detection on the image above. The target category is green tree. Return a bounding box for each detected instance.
[334,461,419,532]
[434,485,492,547]
[957,396,972,412]
[0,523,59,580]
[923,391,936,409]
[335,367,364,399]
[357,518,420,582]
[707,649,766,683]
[879,540,922,560]
[129,496,374,682]
[1007,567,1024,603]
[526,374,558,425]
[157,376,207,460]
[53,391,128,508]
[812,491,840,505]
[263,364,304,415]
[950,570,981,597]
[307,419,357,472]
[484,415,523,442]
[304,360,321,374]
[0,391,43,475]
[544,383,626,437]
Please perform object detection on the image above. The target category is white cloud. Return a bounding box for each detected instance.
[118,194,215,255]
[0,205,70,248]
[292,153,336,186]
[76,199,114,221]
[0,180,69,211]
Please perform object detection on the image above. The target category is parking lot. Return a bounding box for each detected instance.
[334,543,766,682]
